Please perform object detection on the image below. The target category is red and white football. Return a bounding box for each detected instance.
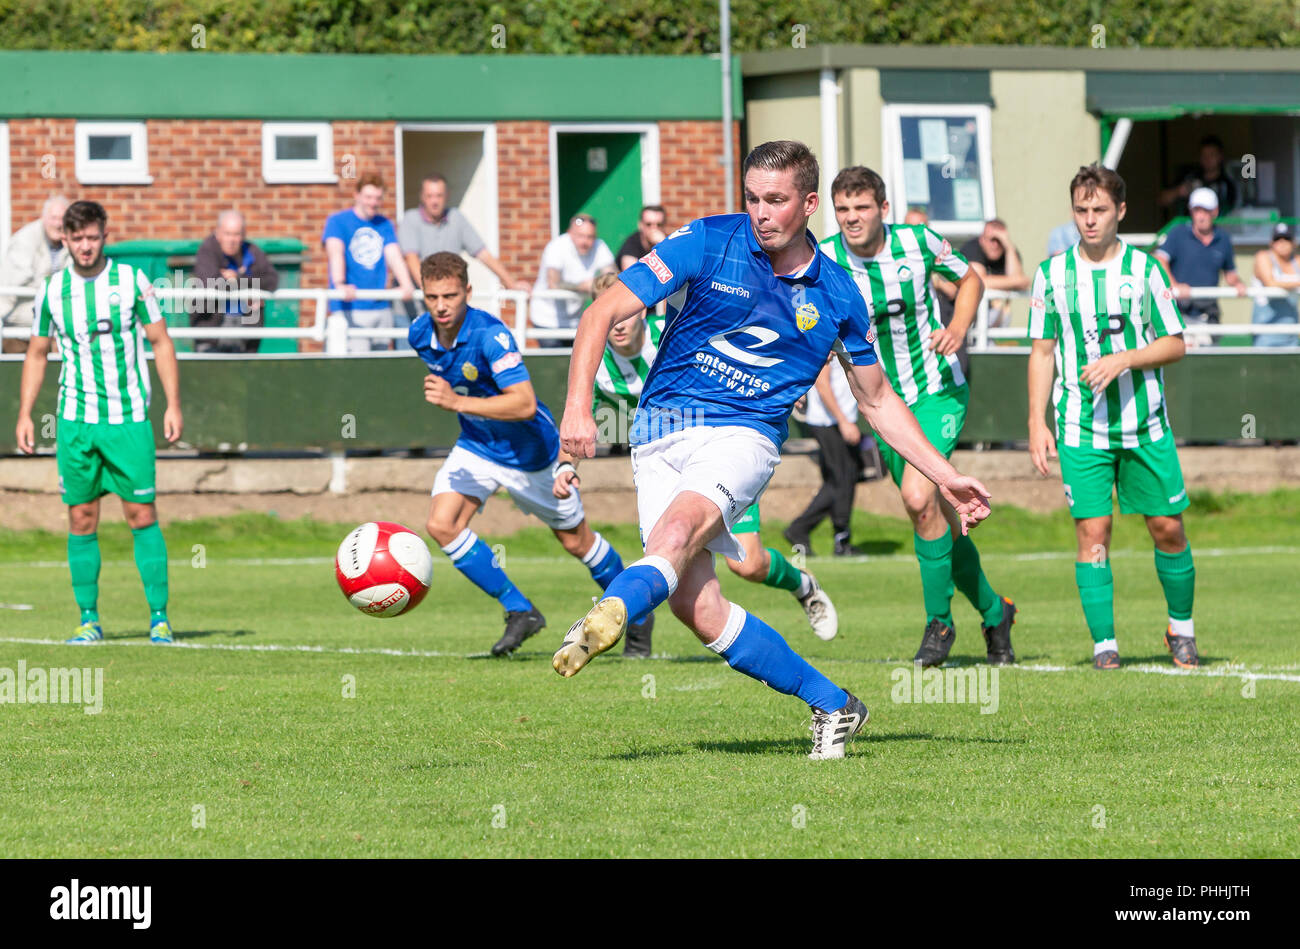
[335,521,433,618]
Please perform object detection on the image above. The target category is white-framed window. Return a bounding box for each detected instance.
[262,122,336,184]
[74,122,152,185]
[881,104,995,238]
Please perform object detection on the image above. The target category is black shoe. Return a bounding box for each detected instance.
[1093,649,1120,670]
[1164,627,1199,668]
[782,526,815,558]
[913,618,956,668]
[833,537,866,557]
[492,607,546,656]
[624,612,655,658]
[981,596,1017,665]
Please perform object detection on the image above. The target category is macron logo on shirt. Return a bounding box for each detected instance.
[709,280,750,298]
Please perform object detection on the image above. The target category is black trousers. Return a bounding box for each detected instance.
[789,424,863,539]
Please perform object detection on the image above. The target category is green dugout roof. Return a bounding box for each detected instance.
[0,51,744,121]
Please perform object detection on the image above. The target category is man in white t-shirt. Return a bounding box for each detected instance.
[531,214,615,346]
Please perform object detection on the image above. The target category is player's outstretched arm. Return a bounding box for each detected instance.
[842,357,991,533]
[14,334,51,454]
[425,375,536,422]
[1027,338,1057,477]
[561,280,645,459]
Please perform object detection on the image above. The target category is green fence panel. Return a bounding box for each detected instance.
[1,351,1296,453]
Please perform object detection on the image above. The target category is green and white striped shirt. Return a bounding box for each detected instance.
[593,313,664,410]
[34,260,164,424]
[1028,241,1185,450]
[820,224,968,405]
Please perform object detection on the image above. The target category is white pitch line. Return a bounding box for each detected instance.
[3,545,1298,570]
[0,635,1296,683]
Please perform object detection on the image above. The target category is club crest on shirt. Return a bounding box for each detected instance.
[795,302,820,332]
[866,326,877,345]
[107,291,122,308]
[897,264,913,281]
[461,362,478,381]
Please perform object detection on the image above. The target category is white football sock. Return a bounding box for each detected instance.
[1094,638,1118,655]
[1169,617,1195,638]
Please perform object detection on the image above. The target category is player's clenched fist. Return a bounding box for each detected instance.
[560,411,598,459]
[423,373,460,411]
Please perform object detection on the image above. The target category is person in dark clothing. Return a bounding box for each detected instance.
[191,211,279,353]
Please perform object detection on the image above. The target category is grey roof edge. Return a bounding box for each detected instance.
[741,44,1300,76]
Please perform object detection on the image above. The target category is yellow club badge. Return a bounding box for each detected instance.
[461,362,478,381]
[795,302,820,332]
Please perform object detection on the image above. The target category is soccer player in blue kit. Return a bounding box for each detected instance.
[411,252,651,656]
[554,142,994,759]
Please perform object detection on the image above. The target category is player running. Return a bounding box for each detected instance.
[552,273,840,658]
[1028,164,1198,670]
[820,167,1016,667]
[554,141,992,760]
[14,200,183,644]
[412,252,650,656]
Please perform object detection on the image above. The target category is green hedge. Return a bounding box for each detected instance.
[1,0,1297,53]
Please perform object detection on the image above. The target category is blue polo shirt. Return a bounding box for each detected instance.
[1156,223,1237,288]
[322,209,399,313]
[618,213,877,449]
[410,307,559,471]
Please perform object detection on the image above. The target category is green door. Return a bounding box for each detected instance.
[556,132,642,251]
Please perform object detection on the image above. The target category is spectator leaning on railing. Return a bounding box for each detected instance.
[0,194,70,354]
[1251,222,1300,347]
[400,173,529,292]
[191,210,279,355]
[530,213,615,348]
[1154,187,1246,346]
[322,173,416,354]
[960,218,1030,329]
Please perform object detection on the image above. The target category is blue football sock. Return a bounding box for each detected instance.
[709,604,848,712]
[599,555,678,624]
[580,532,624,590]
[441,529,532,613]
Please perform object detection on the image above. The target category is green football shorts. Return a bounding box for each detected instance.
[878,384,969,486]
[732,502,762,534]
[57,418,157,506]
[1057,430,1189,519]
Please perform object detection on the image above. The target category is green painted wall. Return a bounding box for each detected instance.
[2,352,1294,454]
[0,51,744,121]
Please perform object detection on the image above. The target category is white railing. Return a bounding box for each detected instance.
[1,284,1296,354]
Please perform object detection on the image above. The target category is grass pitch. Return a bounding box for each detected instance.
[0,490,1297,857]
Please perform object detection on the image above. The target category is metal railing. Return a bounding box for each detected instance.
[2,283,1296,354]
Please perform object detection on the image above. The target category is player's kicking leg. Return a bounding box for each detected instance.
[723,526,838,641]
[426,490,545,656]
[898,464,1014,667]
[1147,514,1198,668]
[550,519,655,658]
[555,489,865,759]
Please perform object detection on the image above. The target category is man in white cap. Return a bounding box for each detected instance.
[1155,186,1246,346]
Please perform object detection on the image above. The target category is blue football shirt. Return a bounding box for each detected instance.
[410,308,560,471]
[322,209,399,313]
[619,213,878,448]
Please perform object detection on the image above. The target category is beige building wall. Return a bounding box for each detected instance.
[743,74,822,159]
[842,68,883,172]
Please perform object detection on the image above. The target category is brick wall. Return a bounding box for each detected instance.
[7,118,398,293]
[494,121,552,284]
[658,120,742,230]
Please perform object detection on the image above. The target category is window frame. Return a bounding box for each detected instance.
[880,103,996,240]
[261,122,337,184]
[74,121,153,185]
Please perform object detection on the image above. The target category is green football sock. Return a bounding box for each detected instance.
[763,547,803,592]
[1075,561,1115,645]
[914,528,955,628]
[68,532,100,624]
[1154,545,1195,621]
[132,523,169,615]
[951,531,1003,627]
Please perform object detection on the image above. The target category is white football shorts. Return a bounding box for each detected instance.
[432,444,584,530]
[631,425,779,561]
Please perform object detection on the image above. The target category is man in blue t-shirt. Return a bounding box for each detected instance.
[323,174,417,353]
[412,252,648,657]
[554,140,994,760]
[1155,187,1246,344]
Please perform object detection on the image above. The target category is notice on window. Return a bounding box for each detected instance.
[918,119,950,164]
[953,179,983,220]
[904,159,931,204]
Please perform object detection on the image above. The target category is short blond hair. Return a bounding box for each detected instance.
[593,272,621,296]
